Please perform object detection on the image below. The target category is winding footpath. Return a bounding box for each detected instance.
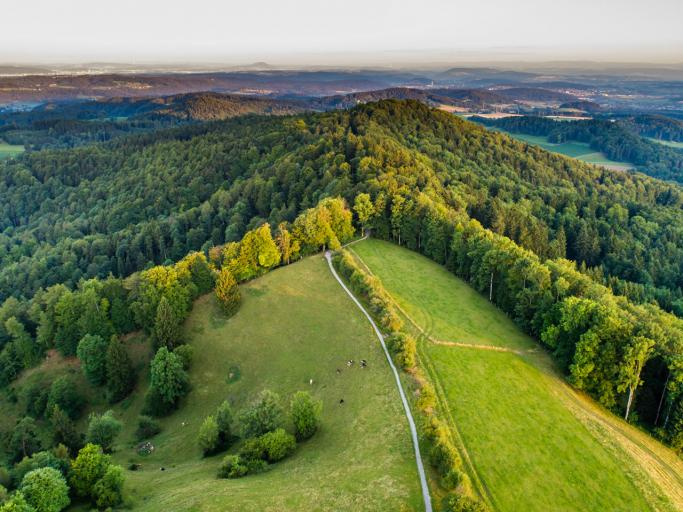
[324,251,433,512]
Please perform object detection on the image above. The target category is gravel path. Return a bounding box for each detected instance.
[325,251,433,512]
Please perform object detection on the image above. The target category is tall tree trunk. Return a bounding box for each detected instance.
[489,272,494,302]
[625,387,635,421]
[664,400,673,429]
[654,370,670,426]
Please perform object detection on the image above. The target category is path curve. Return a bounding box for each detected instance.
[325,251,433,512]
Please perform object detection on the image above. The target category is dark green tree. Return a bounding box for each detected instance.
[105,336,135,403]
[290,391,322,441]
[76,334,109,386]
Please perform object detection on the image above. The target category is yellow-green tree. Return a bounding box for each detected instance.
[215,269,241,316]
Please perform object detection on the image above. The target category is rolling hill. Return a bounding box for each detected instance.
[1,101,682,511]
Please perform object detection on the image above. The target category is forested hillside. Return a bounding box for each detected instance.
[0,100,682,506]
[0,93,305,150]
[2,100,683,314]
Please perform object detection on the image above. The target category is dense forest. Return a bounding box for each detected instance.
[2,101,683,315]
[0,93,304,150]
[623,114,683,142]
[473,115,683,182]
[0,99,682,507]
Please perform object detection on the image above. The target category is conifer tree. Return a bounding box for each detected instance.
[105,337,135,403]
[152,296,181,349]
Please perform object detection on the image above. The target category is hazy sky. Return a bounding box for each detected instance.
[4,0,682,64]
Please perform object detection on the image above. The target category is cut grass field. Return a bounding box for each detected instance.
[647,137,683,150]
[0,141,24,159]
[492,131,634,171]
[351,239,683,512]
[107,255,423,511]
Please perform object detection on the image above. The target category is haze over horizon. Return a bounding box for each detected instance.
[4,0,682,66]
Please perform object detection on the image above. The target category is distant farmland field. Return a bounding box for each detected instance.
[0,141,24,159]
[647,137,683,150]
[499,132,634,171]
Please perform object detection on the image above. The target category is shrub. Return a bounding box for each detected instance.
[441,493,487,512]
[76,334,109,386]
[429,437,461,477]
[217,455,248,479]
[238,438,266,463]
[416,381,436,412]
[215,269,241,316]
[239,390,284,438]
[198,416,220,456]
[215,400,233,445]
[173,344,194,370]
[135,416,161,441]
[85,411,122,453]
[46,377,85,420]
[91,465,124,509]
[443,468,469,491]
[0,485,6,503]
[290,391,322,441]
[20,467,70,512]
[0,491,33,512]
[69,444,109,499]
[11,451,68,489]
[259,429,296,462]
[386,332,417,368]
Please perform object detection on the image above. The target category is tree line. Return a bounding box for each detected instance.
[359,188,683,453]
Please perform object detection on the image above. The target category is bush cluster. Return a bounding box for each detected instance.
[214,390,321,480]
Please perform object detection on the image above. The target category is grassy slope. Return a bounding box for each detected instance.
[495,131,633,170]
[352,239,683,512]
[109,255,422,511]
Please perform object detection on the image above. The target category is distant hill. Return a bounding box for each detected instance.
[0,92,306,150]
[0,70,431,104]
[496,87,576,102]
[310,86,510,110]
[560,100,604,112]
[622,114,683,142]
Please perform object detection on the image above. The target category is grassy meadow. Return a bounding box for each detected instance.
[647,137,683,150]
[0,141,24,159]
[496,132,633,171]
[351,238,683,512]
[106,255,423,511]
